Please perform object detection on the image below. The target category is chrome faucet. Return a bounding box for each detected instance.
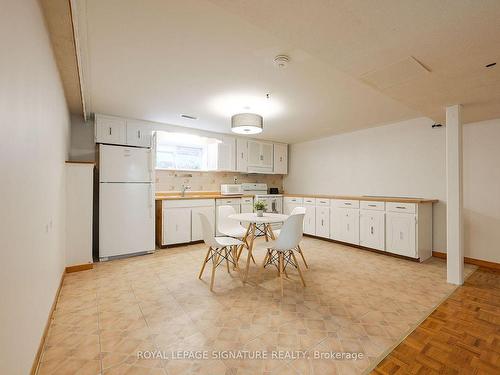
[181,184,191,197]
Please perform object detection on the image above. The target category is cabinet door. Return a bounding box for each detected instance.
[284,202,300,215]
[386,212,416,258]
[315,207,330,238]
[236,138,248,172]
[273,143,288,174]
[126,120,152,147]
[330,208,343,241]
[247,140,262,167]
[241,203,253,214]
[360,210,385,250]
[95,116,126,145]
[343,208,360,245]
[217,135,236,171]
[261,142,274,168]
[304,205,316,235]
[163,208,191,245]
[191,206,215,242]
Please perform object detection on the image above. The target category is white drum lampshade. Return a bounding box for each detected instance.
[231,113,263,134]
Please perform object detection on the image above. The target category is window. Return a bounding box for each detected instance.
[155,131,220,171]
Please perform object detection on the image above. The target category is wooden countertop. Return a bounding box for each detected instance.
[283,193,438,204]
[155,192,254,201]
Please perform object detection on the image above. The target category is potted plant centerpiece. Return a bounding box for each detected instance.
[254,200,267,217]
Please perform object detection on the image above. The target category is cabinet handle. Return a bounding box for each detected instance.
[368,204,376,207]
[347,223,350,231]
[321,219,324,226]
[241,152,244,159]
[280,157,283,162]
[138,130,141,138]
[371,226,373,235]
[400,231,403,240]
[344,202,352,205]
[109,127,112,135]
[260,155,263,161]
[396,206,406,209]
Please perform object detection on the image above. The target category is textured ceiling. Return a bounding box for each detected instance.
[62,0,500,142]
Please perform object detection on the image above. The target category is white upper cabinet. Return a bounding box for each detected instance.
[236,138,248,172]
[95,115,126,145]
[273,143,288,174]
[247,140,274,173]
[215,135,236,171]
[126,120,152,148]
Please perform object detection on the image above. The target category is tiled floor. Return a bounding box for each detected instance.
[38,237,476,375]
[373,267,500,374]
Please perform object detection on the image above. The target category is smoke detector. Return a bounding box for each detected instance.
[274,55,290,68]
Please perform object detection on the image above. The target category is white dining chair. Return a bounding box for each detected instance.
[217,205,255,264]
[273,207,308,269]
[264,213,306,296]
[198,213,243,291]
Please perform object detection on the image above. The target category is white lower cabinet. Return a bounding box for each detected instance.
[386,212,416,258]
[163,207,191,245]
[284,196,303,215]
[303,198,316,235]
[191,206,216,242]
[315,198,330,238]
[241,197,254,213]
[330,202,360,245]
[162,199,215,245]
[315,206,330,238]
[360,210,385,251]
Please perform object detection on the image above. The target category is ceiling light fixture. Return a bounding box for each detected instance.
[231,113,263,135]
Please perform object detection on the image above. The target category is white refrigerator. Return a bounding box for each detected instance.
[99,144,155,260]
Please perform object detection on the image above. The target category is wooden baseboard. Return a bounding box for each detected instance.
[65,263,93,273]
[30,271,65,375]
[432,251,500,270]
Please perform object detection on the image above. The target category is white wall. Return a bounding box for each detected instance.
[0,1,70,374]
[284,116,500,263]
[463,119,500,263]
[284,117,447,251]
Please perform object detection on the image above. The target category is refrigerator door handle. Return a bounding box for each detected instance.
[148,183,153,219]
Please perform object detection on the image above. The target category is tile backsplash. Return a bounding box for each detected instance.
[155,170,283,193]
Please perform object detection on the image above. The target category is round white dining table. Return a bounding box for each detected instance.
[228,212,288,281]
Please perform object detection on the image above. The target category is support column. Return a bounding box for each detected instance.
[446,104,464,285]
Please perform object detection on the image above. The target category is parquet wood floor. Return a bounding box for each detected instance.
[372,267,500,375]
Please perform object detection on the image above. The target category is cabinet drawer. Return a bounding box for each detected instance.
[216,198,241,205]
[386,202,416,214]
[163,199,214,208]
[303,197,316,205]
[361,201,385,211]
[241,197,253,204]
[332,199,360,208]
[284,197,303,204]
[315,198,330,206]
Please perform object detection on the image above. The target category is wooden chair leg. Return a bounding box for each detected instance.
[279,252,284,297]
[210,250,220,292]
[290,251,306,287]
[224,247,231,273]
[244,224,256,282]
[297,245,309,269]
[198,247,212,279]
